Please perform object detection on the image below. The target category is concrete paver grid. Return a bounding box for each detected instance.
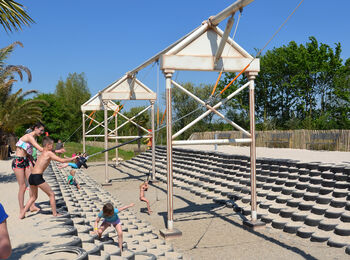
[86,159,347,260]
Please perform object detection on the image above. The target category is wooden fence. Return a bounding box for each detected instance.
[188,130,350,151]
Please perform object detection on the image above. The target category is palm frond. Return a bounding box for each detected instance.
[0,1,34,33]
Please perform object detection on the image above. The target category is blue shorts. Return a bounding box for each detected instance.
[0,203,8,224]
[103,218,121,226]
[68,163,78,169]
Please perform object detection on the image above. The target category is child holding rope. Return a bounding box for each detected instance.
[20,137,78,219]
[93,202,134,252]
[140,180,152,215]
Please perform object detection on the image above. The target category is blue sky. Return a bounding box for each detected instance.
[2,0,350,110]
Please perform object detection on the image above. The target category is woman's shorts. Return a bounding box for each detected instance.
[28,174,45,186]
[103,218,121,226]
[12,156,30,169]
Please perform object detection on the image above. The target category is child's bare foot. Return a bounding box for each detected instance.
[30,205,40,212]
[19,210,26,219]
[52,213,62,217]
[148,210,153,215]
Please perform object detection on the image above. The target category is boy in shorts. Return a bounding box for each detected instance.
[93,202,134,252]
[20,137,78,219]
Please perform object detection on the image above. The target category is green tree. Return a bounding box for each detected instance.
[33,93,69,141]
[171,82,210,140]
[54,72,91,141]
[216,73,250,130]
[218,36,349,130]
[126,106,150,150]
[330,58,350,128]
[0,0,34,33]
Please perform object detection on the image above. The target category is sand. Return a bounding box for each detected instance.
[1,145,349,259]
[85,145,349,260]
[0,159,56,259]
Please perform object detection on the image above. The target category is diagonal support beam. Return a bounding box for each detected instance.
[209,0,254,26]
[172,80,251,139]
[110,105,151,135]
[85,114,115,135]
[85,114,114,135]
[214,14,234,67]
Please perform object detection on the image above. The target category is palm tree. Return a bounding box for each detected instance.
[0,0,34,33]
[0,88,47,133]
[0,41,31,95]
[0,41,46,146]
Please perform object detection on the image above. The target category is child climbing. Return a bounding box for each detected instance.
[67,169,80,189]
[140,181,152,215]
[58,153,88,169]
[93,202,134,252]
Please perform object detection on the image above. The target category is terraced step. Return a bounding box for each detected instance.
[127,146,350,255]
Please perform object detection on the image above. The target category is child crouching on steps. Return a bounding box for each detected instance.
[93,202,135,252]
[67,169,80,189]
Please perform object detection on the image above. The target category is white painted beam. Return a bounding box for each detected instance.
[173,138,252,145]
[209,0,254,26]
[161,56,259,72]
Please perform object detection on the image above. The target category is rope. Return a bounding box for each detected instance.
[141,61,156,82]
[63,123,83,144]
[160,108,166,125]
[88,112,97,127]
[65,1,304,148]
[154,107,202,134]
[256,0,304,59]
[218,0,304,95]
[153,1,304,138]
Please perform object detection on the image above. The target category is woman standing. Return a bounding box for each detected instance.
[12,122,46,217]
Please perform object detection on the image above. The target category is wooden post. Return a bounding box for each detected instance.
[115,113,118,166]
[243,72,265,229]
[82,112,86,153]
[151,100,156,181]
[160,69,182,238]
[102,101,111,186]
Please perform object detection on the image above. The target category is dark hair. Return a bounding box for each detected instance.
[31,122,46,130]
[103,203,114,215]
[42,136,53,147]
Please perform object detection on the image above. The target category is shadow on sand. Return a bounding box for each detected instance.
[154,184,317,260]
[0,172,17,183]
[9,242,45,260]
[101,161,318,259]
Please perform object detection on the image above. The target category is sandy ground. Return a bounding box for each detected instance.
[1,146,349,259]
[0,159,56,259]
[85,145,350,260]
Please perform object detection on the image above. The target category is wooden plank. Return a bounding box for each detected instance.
[161,55,260,72]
